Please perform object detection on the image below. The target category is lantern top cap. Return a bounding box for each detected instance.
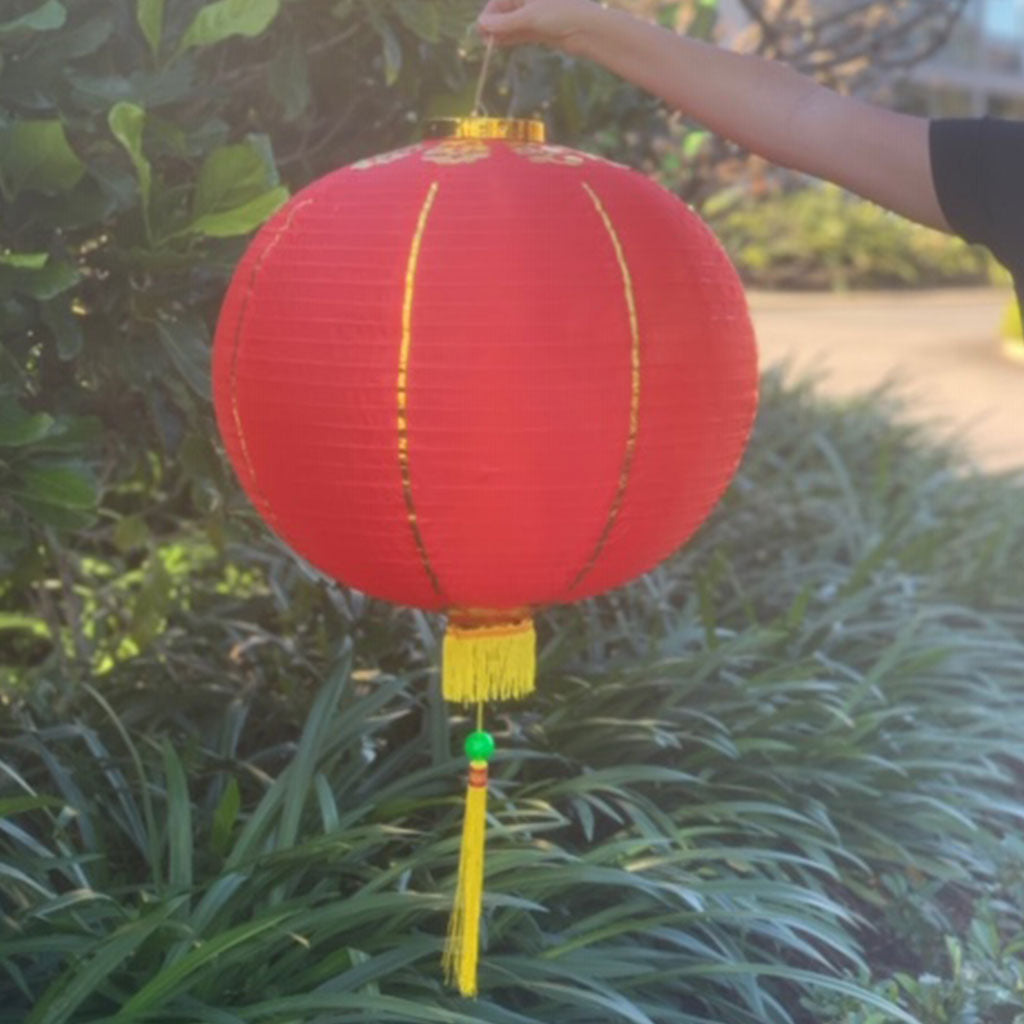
[424,117,546,144]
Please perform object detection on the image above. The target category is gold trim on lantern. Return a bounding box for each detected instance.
[510,142,585,166]
[398,181,448,600]
[422,140,492,166]
[567,182,643,593]
[424,117,546,143]
[447,605,533,625]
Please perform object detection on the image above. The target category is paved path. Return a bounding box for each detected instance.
[746,287,1023,474]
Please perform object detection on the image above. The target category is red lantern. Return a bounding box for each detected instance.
[212,117,758,994]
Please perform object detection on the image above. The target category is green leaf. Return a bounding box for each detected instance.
[194,143,276,218]
[211,777,241,857]
[109,909,298,1018]
[0,0,66,37]
[186,186,288,238]
[25,900,185,1024]
[130,555,172,647]
[41,299,85,360]
[0,252,48,269]
[180,433,220,482]
[395,0,440,43]
[13,462,98,509]
[0,121,85,198]
[178,0,280,52]
[10,260,79,300]
[0,615,51,639]
[114,515,150,553]
[365,5,402,86]
[276,656,352,851]
[683,130,710,160]
[686,0,719,39]
[225,645,357,868]
[425,82,480,120]
[17,500,95,530]
[267,38,311,120]
[136,0,164,57]
[157,318,212,399]
[31,415,102,454]
[162,740,193,892]
[0,401,55,447]
[0,794,65,817]
[668,963,920,1024]
[108,102,152,233]
[656,3,682,29]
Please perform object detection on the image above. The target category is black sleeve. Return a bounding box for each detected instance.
[929,117,1024,307]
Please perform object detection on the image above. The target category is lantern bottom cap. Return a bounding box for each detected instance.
[442,615,536,704]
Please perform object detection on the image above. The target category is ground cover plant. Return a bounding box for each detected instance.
[4,373,1024,1022]
[711,184,1000,291]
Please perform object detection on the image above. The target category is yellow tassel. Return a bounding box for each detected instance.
[442,615,536,704]
[443,759,489,997]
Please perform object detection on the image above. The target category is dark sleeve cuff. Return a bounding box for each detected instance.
[929,118,989,245]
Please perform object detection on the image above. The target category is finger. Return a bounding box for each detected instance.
[475,22,526,45]
[480,0,524,13]
[477,7,533,37]
[477,30,532,47]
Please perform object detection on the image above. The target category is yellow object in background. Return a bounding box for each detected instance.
[1001,299,1023,341]
[1001,300,1024,365]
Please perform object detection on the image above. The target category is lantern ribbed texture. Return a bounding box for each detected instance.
[212,130,758,618]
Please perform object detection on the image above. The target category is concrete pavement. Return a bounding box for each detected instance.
[746,287,1023,474]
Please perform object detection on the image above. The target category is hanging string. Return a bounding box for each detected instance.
[472,34,497,117]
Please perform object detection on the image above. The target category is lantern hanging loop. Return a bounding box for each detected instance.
[472,34,497,117]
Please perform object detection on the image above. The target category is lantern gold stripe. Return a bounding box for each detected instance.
[568,182,642,593]
[398,181,447,600]
[229,198,313,522]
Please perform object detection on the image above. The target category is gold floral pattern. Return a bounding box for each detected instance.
[510,143,585,166]
[514,144,629,171]
[350,145,422,171]
[421,140,491,165]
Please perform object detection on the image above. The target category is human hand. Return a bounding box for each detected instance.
[476,0,603,55]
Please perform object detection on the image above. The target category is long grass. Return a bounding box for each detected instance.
[3,372,1023,1022]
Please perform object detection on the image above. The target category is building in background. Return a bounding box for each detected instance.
[715,0,1024,116]
[901,0,1024,116]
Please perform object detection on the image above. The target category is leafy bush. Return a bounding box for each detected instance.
[4,373,1024,1022]
[711,183,1000,291]
[0,0,667,695]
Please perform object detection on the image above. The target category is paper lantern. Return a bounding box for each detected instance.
[212,117,758,994]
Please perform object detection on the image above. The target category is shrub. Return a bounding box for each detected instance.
[3,373,1024,1022]
[710,183,1000,291]
[0,0,662,696]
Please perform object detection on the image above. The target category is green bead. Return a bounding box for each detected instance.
[464,730,496,762]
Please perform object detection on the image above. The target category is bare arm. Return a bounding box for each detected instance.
[478,0,953,233]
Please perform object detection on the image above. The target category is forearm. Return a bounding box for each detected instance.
[576,5,950,232]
